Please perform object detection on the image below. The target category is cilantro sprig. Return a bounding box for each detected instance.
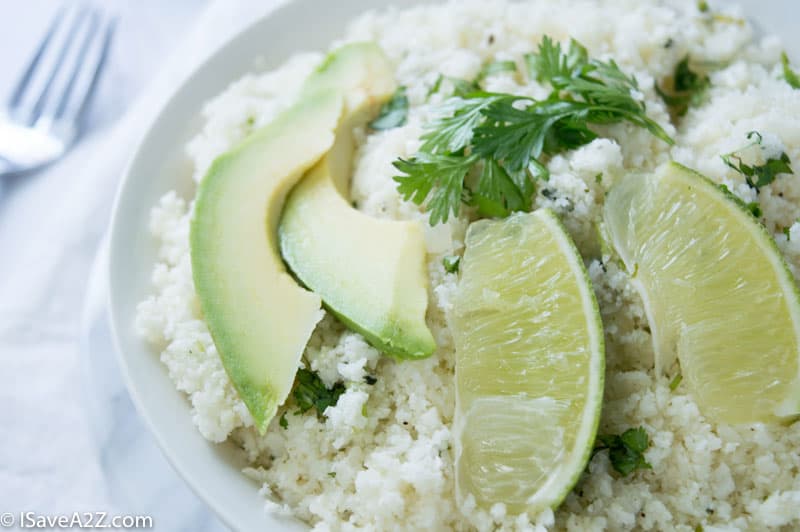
[594,426,653,476]
[394,36,672,225]
[293,368,345,418]
[721,131,794,190]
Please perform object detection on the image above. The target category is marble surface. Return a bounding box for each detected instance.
[0,1,277,529]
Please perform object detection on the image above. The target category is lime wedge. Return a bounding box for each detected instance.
[603,162,800,424]
[451,209,605,516]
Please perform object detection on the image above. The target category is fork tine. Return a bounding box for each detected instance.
[54,12,117,126]
[8,4,68,109]
[49,8,101,122]
[27,6,93,126]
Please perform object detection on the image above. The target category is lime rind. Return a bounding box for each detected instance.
[534,209,606,508]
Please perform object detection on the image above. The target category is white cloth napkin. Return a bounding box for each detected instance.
[0,0,283,527]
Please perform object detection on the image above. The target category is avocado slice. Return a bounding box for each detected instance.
[280,160,436,359]
[190,44,395,433]
[279,62,436,360]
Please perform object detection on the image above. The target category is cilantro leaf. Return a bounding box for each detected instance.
[721,131,794,190]
[669,373,683,391]
[525,37,588,83]
[522,35,671,144]
[781,52,800,89]
[746,201,763,218]
[420,96,500,154]
[279,412,288,429]
[442,255,461,273]
[293,368,345,418]
[472,96,563,171]
[472,97,610,171]
[674,56,708,93]
[369,86,409,130]
[393,153,475,225]
[472,158,531,216]
[528,36,671,146]
[595,427,653,476]
[656,55,710,118]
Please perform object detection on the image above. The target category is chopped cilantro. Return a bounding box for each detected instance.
[595,173,603,183]
[595,427,653,476]
[369,86,409,130]
[656,55,710,118]
[746,201,762,218]
[443,255,461,274]
[394,36,672,225]
[327,472,336,478]
[279,411,288,429]
[697,0,709,12]
[721,131,794,190]
[785,226,793,240]
[781,52,800,89]
[293,368,345,418]
[669,373,683,391]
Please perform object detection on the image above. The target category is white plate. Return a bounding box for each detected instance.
[108,1,798,530]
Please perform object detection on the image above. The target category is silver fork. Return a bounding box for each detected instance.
[0,4,116,177]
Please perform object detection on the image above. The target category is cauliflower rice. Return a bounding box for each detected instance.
[135,0,800,529]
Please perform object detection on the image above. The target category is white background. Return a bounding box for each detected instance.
[0,1,220,529]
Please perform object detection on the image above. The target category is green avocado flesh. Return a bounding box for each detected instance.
[279,153,436,359]
[279,51,436,360]
[190,43,408,433]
